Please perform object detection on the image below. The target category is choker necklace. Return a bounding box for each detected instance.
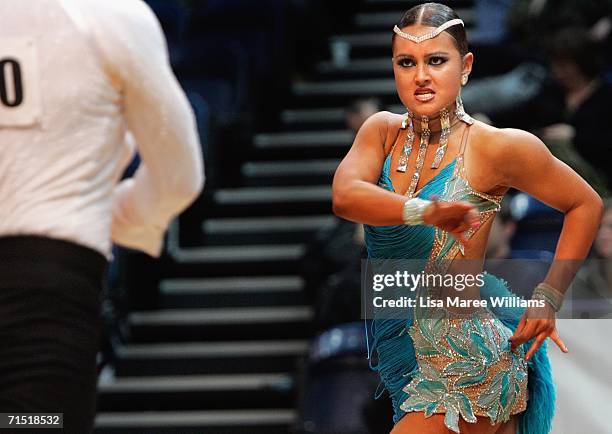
[397,96,474,198]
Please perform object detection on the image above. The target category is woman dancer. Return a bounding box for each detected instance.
[332,3,603,433]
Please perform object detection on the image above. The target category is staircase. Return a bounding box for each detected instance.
[94,1,476,433]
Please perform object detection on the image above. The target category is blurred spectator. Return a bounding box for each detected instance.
[468,0,515,45]
[484,196,552,298]
[538,27,612,193]
[464,0,612,131]
[486,197,517,260]
[346,98,382,134]
[506,0,612,57]
[565,199,612,318]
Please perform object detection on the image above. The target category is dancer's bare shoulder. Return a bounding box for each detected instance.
[472,122,552,188]
[357,111,405,155]
[335,111,404,186]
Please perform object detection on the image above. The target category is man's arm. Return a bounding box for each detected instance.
[88,0,205,256]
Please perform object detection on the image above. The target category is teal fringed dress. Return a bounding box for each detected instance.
[363,136,556,433]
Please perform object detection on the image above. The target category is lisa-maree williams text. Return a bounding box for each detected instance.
[370,271,546,309]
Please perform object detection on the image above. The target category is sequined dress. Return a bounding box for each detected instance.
[363,126,555,433]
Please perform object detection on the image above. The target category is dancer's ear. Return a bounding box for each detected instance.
[461,52,473,78]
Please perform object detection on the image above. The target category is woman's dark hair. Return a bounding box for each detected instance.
[393,2,469,56]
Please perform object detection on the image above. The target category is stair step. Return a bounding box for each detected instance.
[168,244,304,263]
[280,107,345,124]
[165,244,306,275]
[242,159,340,186]
[95,409,295,434]
[99,373,293,392]
[317,57,392,78]
[215,186,331,203]
[210,185,332,218]
[97,374,295,412]
[329,32,393,49]
[279,105,400,127]
[203,215,334,233]
[202,215,335,245]
[243,159,340,177]
[354,9,473,29]
[118,341,308,358]
[161,276,304,293]
[116,340,308,376]
[294,78,395,97]
[129,306,313,326]
[129,306,314,342]
[254,130,353,148]
[159,275,308,308]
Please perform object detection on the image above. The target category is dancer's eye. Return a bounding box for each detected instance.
[396,57,414,68]
[429,56,447,66]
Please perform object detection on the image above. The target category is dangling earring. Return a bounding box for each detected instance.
[455,94,474,125]
[457,74,473,123]
[397,111,414,172]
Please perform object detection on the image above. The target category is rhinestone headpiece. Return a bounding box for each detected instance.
[393,18,464,43]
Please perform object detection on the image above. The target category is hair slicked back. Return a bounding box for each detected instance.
[393,2,469,56]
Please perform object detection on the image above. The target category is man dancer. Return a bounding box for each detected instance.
[0,0,204,432]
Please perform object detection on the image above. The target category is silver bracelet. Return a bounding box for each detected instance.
[402,198,431,225]
[531,282,564,312]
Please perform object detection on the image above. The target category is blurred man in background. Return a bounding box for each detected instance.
[0,0,203,432]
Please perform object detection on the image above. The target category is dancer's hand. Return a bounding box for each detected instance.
[422,195,480,245]
[508,303,569,361]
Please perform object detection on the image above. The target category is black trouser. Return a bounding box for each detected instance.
[0,236,107,433]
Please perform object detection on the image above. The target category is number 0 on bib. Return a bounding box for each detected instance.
[0,38,41,127]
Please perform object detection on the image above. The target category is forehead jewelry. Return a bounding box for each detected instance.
[393,18,464,43]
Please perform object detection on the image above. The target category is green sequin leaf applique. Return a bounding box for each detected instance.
[424,401,440,417]
[414,378,447,402]
[449,391,477,423]
[476,370,505,420]
[482,320,503,358]
[443,360,483,376]
[408,325,449,357]
[454,370,488,388]
[468,331,494,364]
[499,372,511,408]
[446,335,471,359]
[417,307,449,345]
[400,393,429,412]
[419,361,444,382]
[444,406,461,433]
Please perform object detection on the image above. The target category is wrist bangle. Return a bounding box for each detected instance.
[532,282,564,312]
[402,198,431,225]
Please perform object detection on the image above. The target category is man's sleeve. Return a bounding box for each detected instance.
[89,0,205,257]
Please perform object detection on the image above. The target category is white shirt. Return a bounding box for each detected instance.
[0,0,204,258]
